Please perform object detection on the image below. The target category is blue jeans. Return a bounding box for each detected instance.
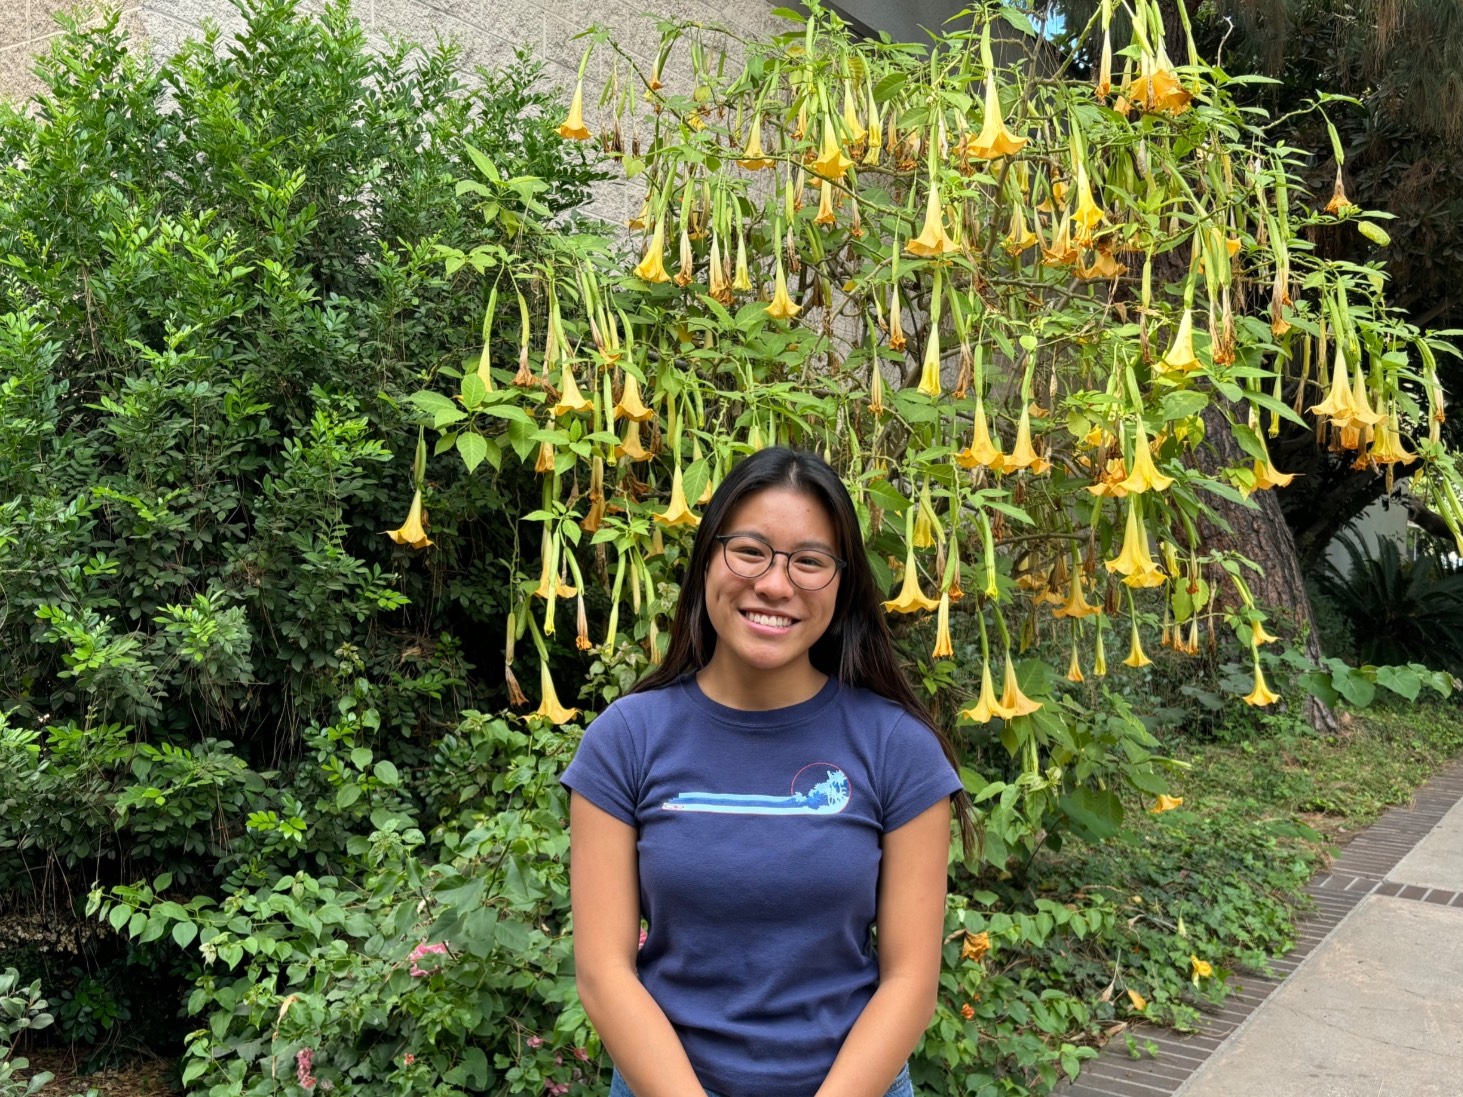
[608,1062,914,1097]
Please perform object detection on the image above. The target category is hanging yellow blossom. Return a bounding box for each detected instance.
[1106,500,1166,587]
[906,176,960,258]
[1071,162,1105,243]
[1149,794,1183,814]
[1250,617,1279,646]
[814,179,837,226]
[614,417,650,462]
[996,656,1043,717]
[917,325,942,398]
[633,218,672,283]
[653,465,700,528]
[550,365,593,416]
[614,372,655,422]
[733,232,753,292]
[889,286,907,351]
[1160,309,1200,372]
[1242,657,1280,707]
[1053,569,1102,619]
[1308,344,1359,425]
[811,117,853,180]
[738,118,774,170]
[1066,640,1085,683]
[931,592,955,659]
[841,80,866,144]
[961,661,1003,724]
[1076,247,1126,281]
[534,661,580,724]
[1123,617,1151,668]
[884,545,939,614]
[1041,212,1081,268]
[1003,404,1051,474]
[674,223,695,288]
[955,395,1005,470]
[708,234,732,306]
[1118,418,1175,494]
[1369,414,1418,467]
[557,79,592,141]
[1086,455,1129,497]
[1003,205,1038,255]
[967,74,1027,160]
[385,487,433,550]
[1093,626,1108,677]
[767,250,800,320]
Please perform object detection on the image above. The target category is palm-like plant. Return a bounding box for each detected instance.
[1313,529,1463,674]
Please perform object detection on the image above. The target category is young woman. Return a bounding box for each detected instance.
[562,447,971,1097]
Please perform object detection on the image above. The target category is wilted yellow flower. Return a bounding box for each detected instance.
[1041,212,1080,268]
[1323,165,1354,215]
[614,372,655,422]
[996,656,1043,717]
[961,931,991,961]
[906,177,960,258]
[534,661,580,724]
[1118,419,1174,494]
[633,218,672,284]
[385,487,433,550]
[812,117,852,180]
[1123,618,1151,668]
[1190,955,1213,979]
[557,79,592,141]
[967,74,1027,160]
[1242,658,1280,707]
[767,252,800,320]
[550,365,593,416]
[931,592,955,659]
[1150,794,1183,814]
[674,223,695,288]
[738,118,774,170]
[1126,988,1148,1012]
[884,545,939,614]
[961,662,1003,724]
[1160,309,1200,372]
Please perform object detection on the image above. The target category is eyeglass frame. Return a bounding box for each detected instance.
[711,533,847,591]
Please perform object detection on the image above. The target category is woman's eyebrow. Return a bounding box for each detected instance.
[724,529,836,552]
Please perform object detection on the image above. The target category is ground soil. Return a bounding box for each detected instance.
[19,1051,177,1097]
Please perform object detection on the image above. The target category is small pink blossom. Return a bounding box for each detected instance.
[545,1084,570,1097]
[527,1035,544,1049]
[402,1053,415,1066]
[296,1047,317,1090]
[408,941,450,977]
[572,1047,589,1062]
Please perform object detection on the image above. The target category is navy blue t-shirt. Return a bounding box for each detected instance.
[561,674,963,1097]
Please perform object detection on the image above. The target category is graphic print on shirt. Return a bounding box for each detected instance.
[660,762,851,815]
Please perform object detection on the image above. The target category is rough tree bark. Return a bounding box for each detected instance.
[1198,405,1340,733]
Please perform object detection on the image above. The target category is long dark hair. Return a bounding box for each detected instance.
[632,447,975,855]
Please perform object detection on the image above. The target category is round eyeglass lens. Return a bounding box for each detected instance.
[720,536,839,590]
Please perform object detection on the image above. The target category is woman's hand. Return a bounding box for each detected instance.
[570,792,706,1097]
[814,797,953,1097]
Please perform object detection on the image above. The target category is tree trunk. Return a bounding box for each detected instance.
[1198,406,1339,733]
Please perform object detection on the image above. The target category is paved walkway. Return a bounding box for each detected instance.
[1061,760,1463,1097]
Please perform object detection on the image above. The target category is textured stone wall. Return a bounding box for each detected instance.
[1,1,145,102]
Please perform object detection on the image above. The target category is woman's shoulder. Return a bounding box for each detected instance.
[833,682,931,735]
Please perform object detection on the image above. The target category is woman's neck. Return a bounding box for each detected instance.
[695,661,828,711]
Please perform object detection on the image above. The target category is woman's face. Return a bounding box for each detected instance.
[701,486,841,688]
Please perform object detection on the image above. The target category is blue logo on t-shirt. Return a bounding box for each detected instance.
[660,763,851,816]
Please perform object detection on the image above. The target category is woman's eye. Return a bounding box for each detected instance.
[794,554,830,570]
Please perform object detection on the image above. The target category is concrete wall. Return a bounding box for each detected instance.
[1,1,144,102]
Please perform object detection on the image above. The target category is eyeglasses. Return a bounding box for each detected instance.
[713,534,846,591]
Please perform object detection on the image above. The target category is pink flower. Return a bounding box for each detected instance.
[638,928,648,950]
[402,1054,415,1066]
[572,1047,589,1062]
[296,1047,317,1090]
[408,941,450,977]
[527,1035,544,1049]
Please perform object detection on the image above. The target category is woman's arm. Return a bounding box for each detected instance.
[814,798,952,1097]
[569,791,706,1097]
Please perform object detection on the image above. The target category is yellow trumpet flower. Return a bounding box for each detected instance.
[960,662,1002,724]
[534,661,580,724]
[733,232,753,292]
[889,286,907,351]
[614,417,650,462]
[811,117,853,180]
[738,118,774,170]
[1106,501,1167,587]
[385,487,433,550]
[869,362,885,416]
[1053,569,1102,619]
[863,90,882,165]
[1160,309,1200,372]
[633,218,672,284]
[814,179,837,226]
[1190,955,1214,979]
[1149,794,1183,814]
[550,365,593,416]
[931,592,955,659]
[1093,627,1108,676]
[841,80,866,144]
[906,176,960,258]
[1118,419,1175,494]
[557,79,592,141]
[967,74,1027,160]
[1242,656,1280,707]
[1066,641,1086,683]
[1086,455,1129,498]
[1250,617,1279,646]
[1323,165,1354,215]
[653,465,700,528]
[708,234,732,306]
[1123,618,1151,668]
[767,252,800,320]
[1096,24,1114,99]
[674,223,695,288]
[1346,364,1383,431]
[955,395,1005,470]
[917,326,942,398]
[1251,451,1296,490]
[1003,204,1038,255]
[1071,162,1105,243]
[996,656,1043,717]
[628,193,650,231]
[1003,404,1051,474]
[1308,344,1358,424]
[1369,414,1418,466]
[1076,247,1127,281]
[614,372,655,422]
[1041,212,1081,268]
[883,545,939,614]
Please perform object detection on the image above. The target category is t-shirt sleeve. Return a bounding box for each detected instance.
[560,702,641,825]
[879,713,965,832]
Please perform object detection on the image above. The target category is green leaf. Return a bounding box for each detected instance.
[463,143,500,184]
[350,747,372,769]
[374,760,400,787]
[172,921,199,949]
[457,432,488,473]
[408,390,467,429]
[1375,664,1422,701]
[1159,391,1209,421]
[1058,787,1124,843]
